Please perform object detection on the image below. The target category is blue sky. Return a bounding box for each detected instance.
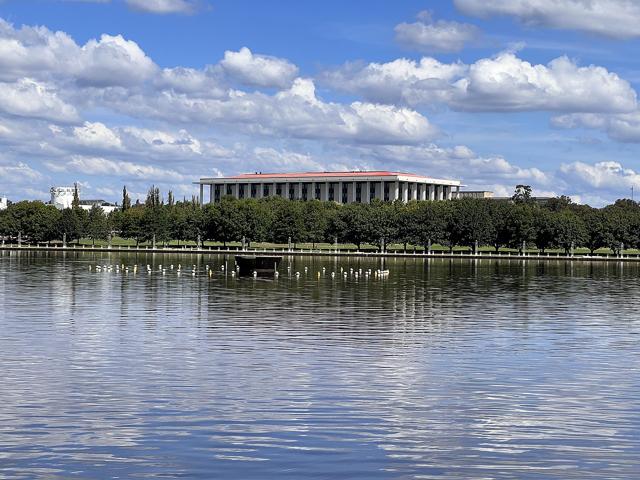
[1,0,640,205]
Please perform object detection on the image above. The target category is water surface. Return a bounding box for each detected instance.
[1,250,639,479]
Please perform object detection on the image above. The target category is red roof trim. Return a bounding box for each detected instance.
[226,171,423,179]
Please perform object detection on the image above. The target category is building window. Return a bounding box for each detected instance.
[251,184,257,198]
[315,185,321,200]
[276,184,282,196]
[370,183,376,201]
[329,185,334,201]
[215,185,221,202]
[263,185,269,197]
[302,184,307,201]
[355,183,361,203]
[342,184,348,203]
[226,185,232,196]
[384,182,390,201]
[289,185,295,200]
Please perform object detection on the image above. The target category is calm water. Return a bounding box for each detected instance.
[1,251,639,479]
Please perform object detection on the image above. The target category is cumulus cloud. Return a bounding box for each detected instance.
[220,47,299,89]
[125,0,201,15]
[552,111,640,143]
[395,10,479,53]
[323,52,637,113]
[0,79,78,122]
[47,155,189,181]
[0,20,156,86]
[560,161,640,190]
[0,161,42,182]
[454,0,640,39]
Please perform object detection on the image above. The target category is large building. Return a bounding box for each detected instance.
[50,186,118,214]
[0,196,7,211]
[196,171,461,205]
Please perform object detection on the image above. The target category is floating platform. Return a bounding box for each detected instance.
[235,255,282,277]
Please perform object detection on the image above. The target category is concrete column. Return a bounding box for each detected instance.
[324,182,330,201]
[446,186,453,200]
[402,182,409,202]
[199,184,204,206]
[209,184,214,204]
[337,181,343,204]
[298,181,303,200]
[437,185,444,201]
[310,182,316,200]
[256,182,263,199]
[393,181,399,201]
[352,181,357,203]
[420,184,427,201]
[373,181,381,201]
[364,181,370,203]
[412,182,418,201]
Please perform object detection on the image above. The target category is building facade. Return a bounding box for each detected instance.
[50,186,118,213]
[0,196,7,211]
[196,171,461,205]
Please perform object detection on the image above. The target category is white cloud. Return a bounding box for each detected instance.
[395,10,479,53]
[321,56,465,106]
[0,20,156,87]
[552,111,640,143]
[454,0,640,39]
[323,52,637,113]
[48,155,188,182]
[560,160,640,190]
[0,161,42,182]
[75,34,157,86]
[220,47,299,89]
[72,121,122,149]
[453,53,636,113]
[0,79,78,122]
[125,0,200,15]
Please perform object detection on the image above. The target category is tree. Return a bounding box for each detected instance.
[4,201,61,243]
[303,200,331,248]
[580,207,613,254]
[332,203,371,250]
[552,210,587,254]
[120,206,145,246]
[86,205,109,246]
[59,207,87,244]
[269,198,306,246]
[408,200,447,251]
[447,199,495,250]
[545,195,573,212]
[72,182,80,210]
[512,185,532,204]
[122,186,131,211]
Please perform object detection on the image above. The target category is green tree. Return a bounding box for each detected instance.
[270,198,306,246]
[72,183,80,209]
[303,200,331,248]
[552,210,587,254]
[448,199,495,250]
[122,186,131,211]
[86,205,109,246]
[512,184,532,204]
[120,206,145,246]
[408,200,448,251]
[59,207,87,244]
[5,201,61,243]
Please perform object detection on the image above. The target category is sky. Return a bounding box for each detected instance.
[1,0,640,206]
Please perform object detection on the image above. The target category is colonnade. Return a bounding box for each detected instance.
[198,181,459,205]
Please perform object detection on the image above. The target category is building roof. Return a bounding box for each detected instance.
[226,171,425,179]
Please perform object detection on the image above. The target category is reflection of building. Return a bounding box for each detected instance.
[196,171,462,205]
[0,196,7,210]
[50,186,118,214]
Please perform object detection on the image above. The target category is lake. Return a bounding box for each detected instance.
[1,250,639,479]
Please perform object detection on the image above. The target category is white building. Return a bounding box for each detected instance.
[0,196,7,211]
[50,186,118,214]
[195,171,461,205]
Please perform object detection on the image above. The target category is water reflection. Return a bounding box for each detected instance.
[1,250,639,478]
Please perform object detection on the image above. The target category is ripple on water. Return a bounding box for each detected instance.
[0,251,639,479]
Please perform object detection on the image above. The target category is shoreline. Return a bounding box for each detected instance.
[1,244,639,262]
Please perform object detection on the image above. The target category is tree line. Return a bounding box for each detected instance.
[2,185,640,253]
